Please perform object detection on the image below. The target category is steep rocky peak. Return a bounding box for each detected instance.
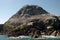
[13,5,48,18]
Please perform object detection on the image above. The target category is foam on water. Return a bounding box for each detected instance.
[0,35,60,40]
[8,35,60,40]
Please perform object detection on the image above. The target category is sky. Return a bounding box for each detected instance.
[0,0,60,24]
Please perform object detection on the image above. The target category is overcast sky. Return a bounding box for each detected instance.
[0,0,60,24]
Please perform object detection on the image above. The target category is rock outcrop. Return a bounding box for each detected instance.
[3,5,60,38]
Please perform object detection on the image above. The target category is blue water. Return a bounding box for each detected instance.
[0,35,8,40]
[0,35,60,40]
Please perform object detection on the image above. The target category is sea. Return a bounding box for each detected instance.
[0,35,60,40]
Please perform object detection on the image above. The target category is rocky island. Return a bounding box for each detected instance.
[0,5,60,38]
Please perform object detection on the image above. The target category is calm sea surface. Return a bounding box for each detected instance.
[0,35,60,40]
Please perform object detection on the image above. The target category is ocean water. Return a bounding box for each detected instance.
[0,35,60,40]
[0,35,8,40]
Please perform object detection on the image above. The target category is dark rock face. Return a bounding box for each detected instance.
[0,24,4,32]
[0,24,4,34]
[3,5,60,38]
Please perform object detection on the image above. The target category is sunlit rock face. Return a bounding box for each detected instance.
[58,16,60,20]
[3,5,60,38]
